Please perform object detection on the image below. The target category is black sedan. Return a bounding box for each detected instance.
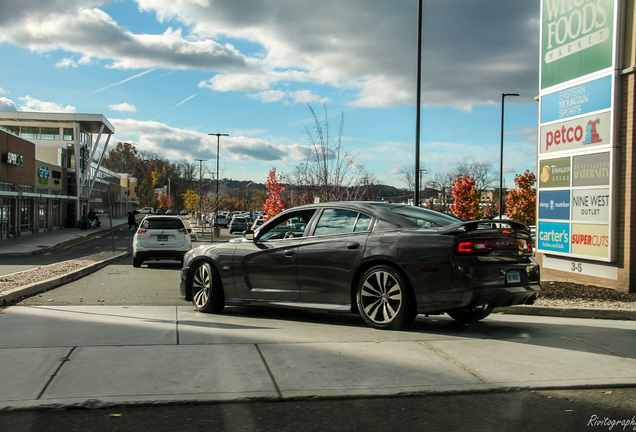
[180,202,540,329]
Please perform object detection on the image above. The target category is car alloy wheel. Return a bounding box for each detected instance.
[191,261,224,313]
[356,265,415,330]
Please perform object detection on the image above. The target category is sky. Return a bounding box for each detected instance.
[0,0,541,190]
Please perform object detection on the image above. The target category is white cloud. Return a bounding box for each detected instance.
[109,103,137,113]
[56,57,77,68]
[0,97,17,111]
[110,118,308,163]
[18,96,76,113]
[0,0,539,111]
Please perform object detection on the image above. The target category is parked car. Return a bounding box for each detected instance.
[166,209,174,215]
[212,212,229,227]
[180,202,540,329]
[180,210,189,216]
[182,219,197,242]
[133,215,192,267]
[139,207,154,214]
[228,216,249,234]
[155,209,164,215]
[251,216,265,230]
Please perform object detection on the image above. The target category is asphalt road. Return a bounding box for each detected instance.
[6,231,636,431]
[2,387,635,432]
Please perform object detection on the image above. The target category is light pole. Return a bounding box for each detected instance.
[414,0,423,207]
[195,158,207,226]
[208,133,229,238]
[499,93,519,219]
[419,168,428,206]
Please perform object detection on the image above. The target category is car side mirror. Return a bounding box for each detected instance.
[243,229,255,241]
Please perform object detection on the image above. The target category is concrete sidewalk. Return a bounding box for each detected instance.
[0,305,634,411]
[0,215,131,257]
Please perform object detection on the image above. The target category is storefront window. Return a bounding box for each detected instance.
[41,127,60,140]
[63,128,74,140]
[21,126,40,139]
[52,200,60,229]
[0,125,20,135]
[19,200,33,233]
[38,200,46,231]
[0,199,14,239]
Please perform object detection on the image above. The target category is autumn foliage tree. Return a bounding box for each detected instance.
[506,170,537,226]
[262,167,286,220]
[450,175,482,221]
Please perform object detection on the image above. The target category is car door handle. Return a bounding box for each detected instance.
[347,242,360,250]
[284,249,296,257]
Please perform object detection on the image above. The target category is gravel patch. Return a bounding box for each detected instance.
[0,252,121,294]
[535,280,636,310]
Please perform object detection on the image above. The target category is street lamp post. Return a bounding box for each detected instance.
[195,158,207,227]
[419,169,427,206]
[499,93,519,218]
[414,0,423,207]
[208,133,229,238]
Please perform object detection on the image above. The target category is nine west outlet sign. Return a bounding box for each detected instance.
[537,0,618,263]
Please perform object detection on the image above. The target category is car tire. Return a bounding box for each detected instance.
[447,304,493,323]
[191,261,225,314]
[356,265,415,330]
[132,256,143,268]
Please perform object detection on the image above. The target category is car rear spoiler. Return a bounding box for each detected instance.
[440,219,531,234]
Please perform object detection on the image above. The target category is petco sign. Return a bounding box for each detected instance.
[540,111,611,154]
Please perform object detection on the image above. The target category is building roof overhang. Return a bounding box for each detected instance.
[0,111,115,135]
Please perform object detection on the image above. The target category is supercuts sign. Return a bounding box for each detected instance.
[3,152,24,166]
[540,111,611,154]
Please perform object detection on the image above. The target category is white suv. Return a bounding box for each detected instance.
[132,215,192,267]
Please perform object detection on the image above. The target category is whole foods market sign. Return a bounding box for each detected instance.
[541,0,616,89]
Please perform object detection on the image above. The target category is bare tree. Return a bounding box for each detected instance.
[294,104,369,202]
[399,165,415,193]
[452,160,497,195]
[425,171,456,212]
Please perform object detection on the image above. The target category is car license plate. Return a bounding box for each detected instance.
[506,270,521,284]
[157,235,168,242]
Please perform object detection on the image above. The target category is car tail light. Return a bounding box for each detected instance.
[456,238,532,255]
[178,228,188,234]
[136,228,147,234]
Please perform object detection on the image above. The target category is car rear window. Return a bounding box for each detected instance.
[142,219,184,230]
[384,205,461,227]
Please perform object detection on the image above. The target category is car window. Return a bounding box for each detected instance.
[258,210,316,240]
[384,205,461,227]
[354,213,373,232]
[141,218,184,230]
[314,209,365,236]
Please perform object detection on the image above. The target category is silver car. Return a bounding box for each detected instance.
[228,216,249,234]
[132,215,192,267]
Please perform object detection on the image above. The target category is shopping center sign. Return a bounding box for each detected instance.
[541,0,616,89]
[537,0,619,263]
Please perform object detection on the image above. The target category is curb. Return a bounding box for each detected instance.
[495,305,636,321]
[0,252,128,305]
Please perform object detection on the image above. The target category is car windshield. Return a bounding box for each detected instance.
[382,204,462,227]
[141,218,184,230]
